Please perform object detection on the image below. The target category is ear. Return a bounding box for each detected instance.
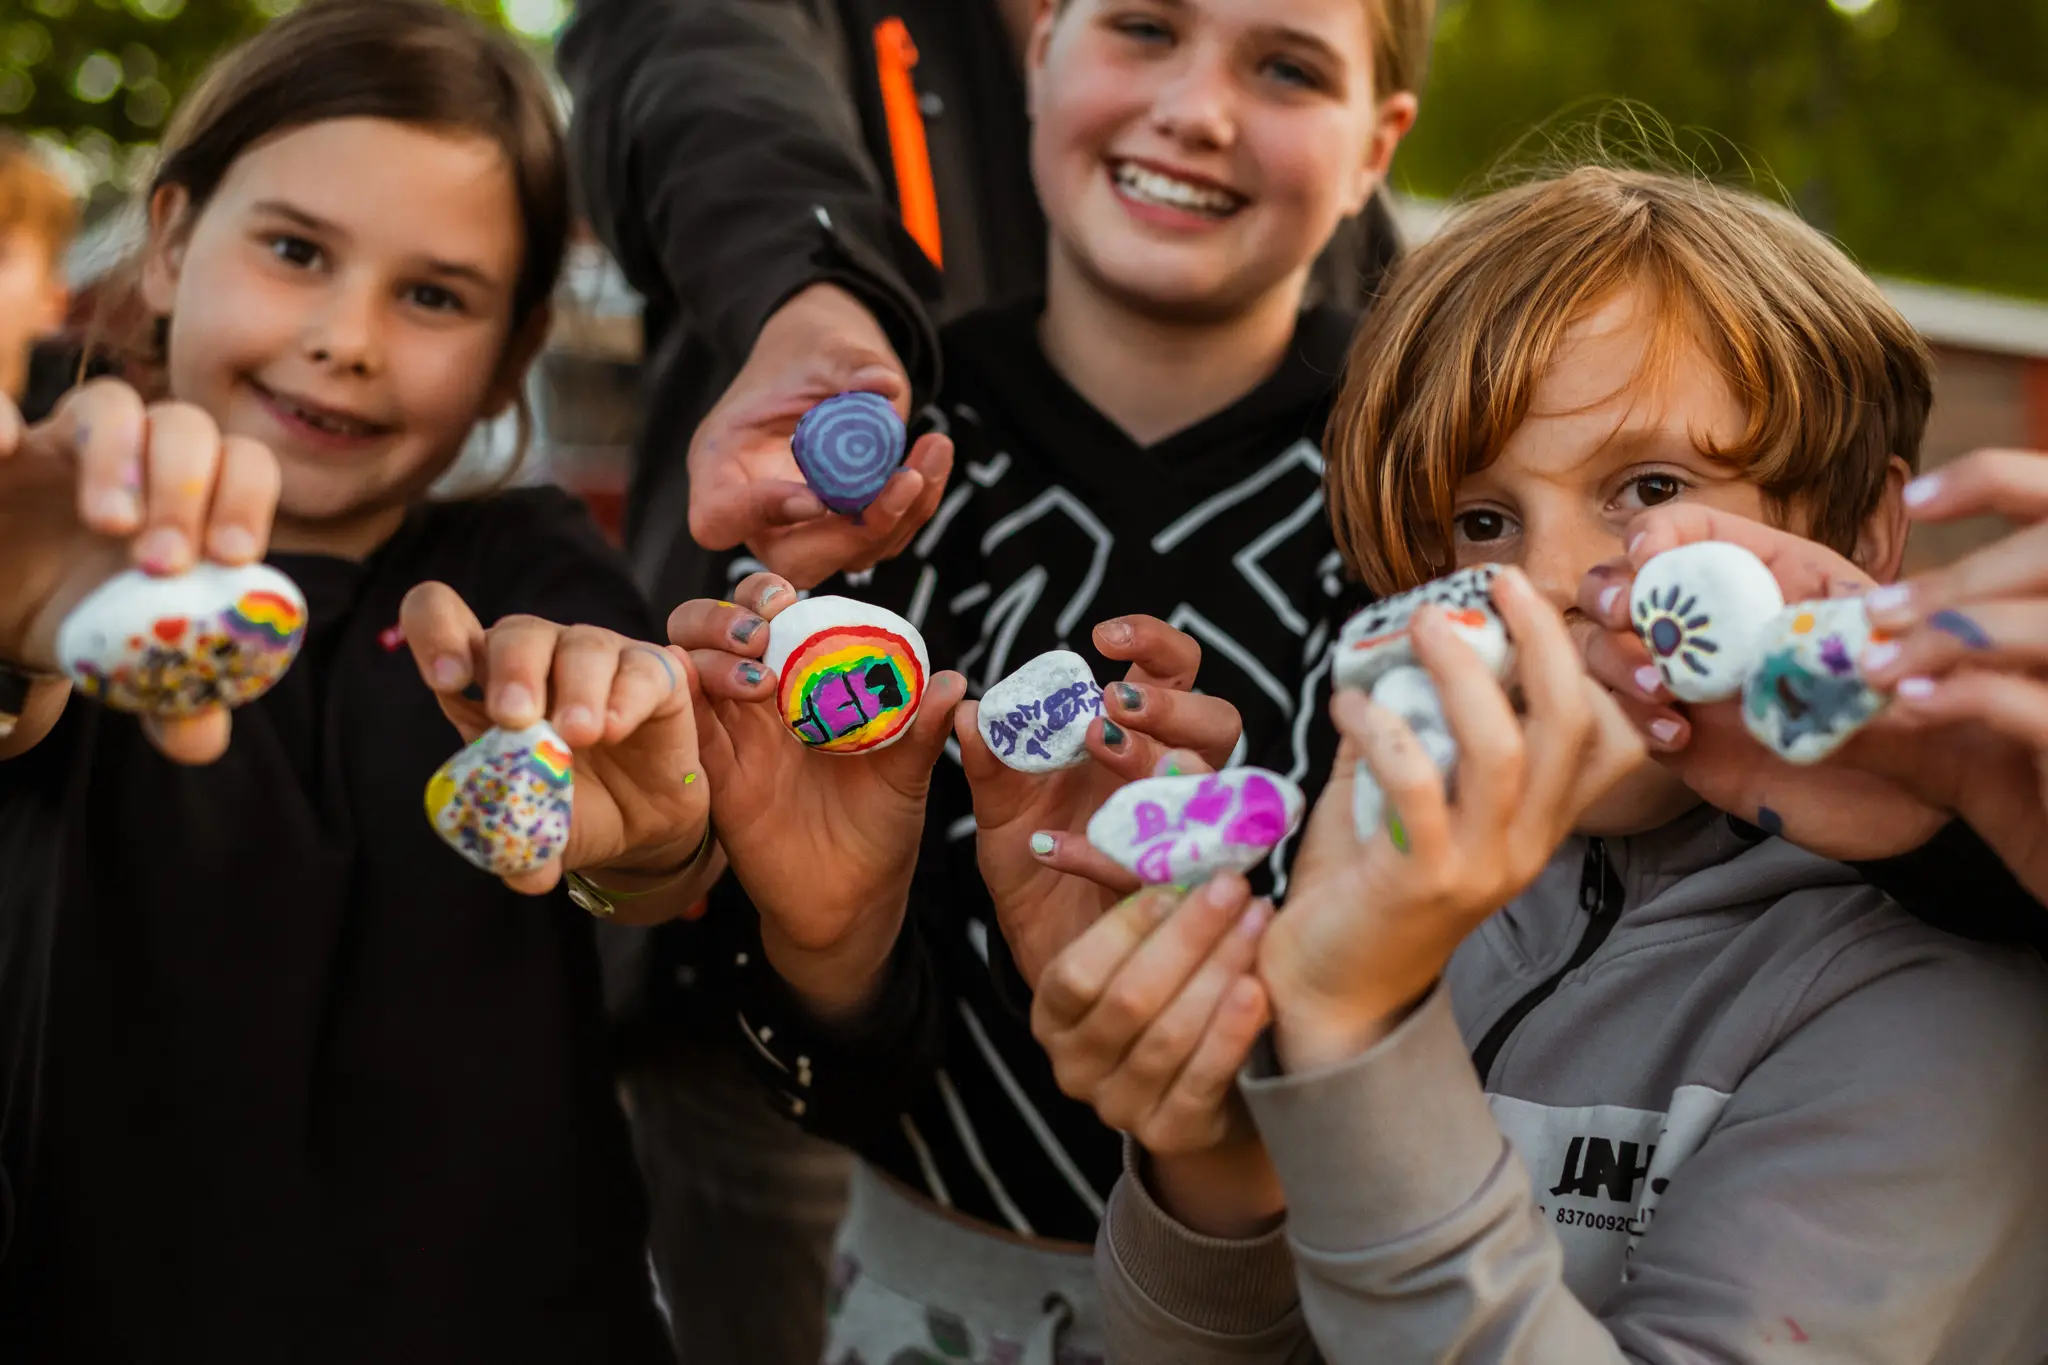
[484,303,551,419]
[1854,455,1913,583]
[140,184,194,315]
[1024,0,1060,121]
[1343,92,1419,216]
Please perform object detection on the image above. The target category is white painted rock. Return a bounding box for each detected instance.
[1740,597,1890,764]
[425,721,575,876]
[762,595,931,754]
[978,650,1102,772]
[1332,565,1513,695]
[54,561,308,717]
[1087,767,1306,886]
[1352,664,1459,843]
[1629,542,1787,703]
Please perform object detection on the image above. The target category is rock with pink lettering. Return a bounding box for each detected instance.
[977,650,1103,772]
[1086,768,1306,886]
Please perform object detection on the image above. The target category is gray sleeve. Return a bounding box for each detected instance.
[1107,952,2048,1364]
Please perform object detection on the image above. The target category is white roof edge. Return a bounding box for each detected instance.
[1388,193,2048,361]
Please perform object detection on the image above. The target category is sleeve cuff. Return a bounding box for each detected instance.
[1102,1138,1300,1337]
[1244,985,1506,1253]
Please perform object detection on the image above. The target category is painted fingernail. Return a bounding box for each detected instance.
[1238,900,1273,937]
[432,656,466,690]
[558,704,595,734]
[1098,618,1134,647]
[1648,717,1683,747]
[1112,682,1143,713]
[1928,609,1993,651]
[1860,641,1901,672]
[758,584,788,611]
[1896,676,1936,700]
[1598,584,1624,617]
[208,526,256,562]
[498,683,535,717]
[134,526,187,572]
[1029,831,1056,857]
[731,615,765,644]
[1634,665,1665,698]
[1902,474,1941,508]
[1865,584,1910,614]
[738,662,766,687]
[89,487,140,525]
[1102,719,1127,749]
[1756,806,1785,836]
[1627,532,1646,557]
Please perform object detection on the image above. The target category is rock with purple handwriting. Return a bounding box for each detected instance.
[1087,767,1306,886]
[976,650,1103,773]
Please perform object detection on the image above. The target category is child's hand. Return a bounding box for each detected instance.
[1261,569,1643,1073]
[1033,876,1271,1156]
[0,381,281,765]
[668,573,967,1018]
[959,616,1242,988]
[401,583,711,905]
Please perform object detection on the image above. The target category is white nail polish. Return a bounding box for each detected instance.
[1896,677,1936,700]
[1902,476,1940,508]
[1029,831,1056,856]
[1598,585,1623,616]
[1865,584,1910,614]
[1861,641,1900,672]
[1649,718,1683,746]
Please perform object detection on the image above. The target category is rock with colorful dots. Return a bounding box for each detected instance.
[1629,542,1786,703]
[425,722,576,876]
[54,561,308,717]
[762,595,930,755]
[791,391,908,518]
[1741,597,1890,764]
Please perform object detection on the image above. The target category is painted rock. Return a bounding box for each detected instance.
[1331,565,1513,695]
[1352,664,1459,844]
[425,721,575,877]
[978,650,1103,772]
[763,595,931,754]
[1629,542,1787,703]
[54,561,308,717]
[1741,597,1889,764]
[791,391,908,518]
[1087,768,1306,886]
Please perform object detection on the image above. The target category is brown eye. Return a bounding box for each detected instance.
[1456,509,1511,543]
[1634,475,1684,506]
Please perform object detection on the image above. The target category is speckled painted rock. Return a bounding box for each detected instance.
[978,650,1102,772]
[1351,664,1460,844]
[762,594,930,754]
[1629,542,1787,703]
[425,721,575,876]
[1087,768,1306,886]
[1331,565,1513,695]
[54,561,307,717]
[1741,597,1890,764]
[791,391,908,518]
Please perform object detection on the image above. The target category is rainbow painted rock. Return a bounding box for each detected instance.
[1087,768,1306,886]
[791,391,907,517]
[762,595,930,755]
[1629,542,1787,703]
[425,721,575,876]
[55,562,308,717]
[1331,565,1513,695]
[1741,597,1889,765]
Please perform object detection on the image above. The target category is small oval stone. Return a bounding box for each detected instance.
[1629,542,1786,703]
[791,391,908,517]
[1741,596,1888,764]
[1087,767,1306,885]
[425,721,575,876]
[1332,565,1513,695]
[761,595,931,755]
[977,650,1102,772]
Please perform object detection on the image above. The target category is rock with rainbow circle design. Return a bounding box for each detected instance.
[54,561,308,716]
[762,595,930,755]
[1629,542,1787,703]
[791,391,907,518]
[1087,768,1306,886]
[1741,596,1890,765]
[425,721,576,876]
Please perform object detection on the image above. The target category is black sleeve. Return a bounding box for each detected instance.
[1849,819,2048,953]
[469,486,663,641]
[557,0,939,398]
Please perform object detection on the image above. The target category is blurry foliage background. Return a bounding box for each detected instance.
[2,0,2045,300]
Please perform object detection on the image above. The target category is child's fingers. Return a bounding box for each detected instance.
[604,644,692,739]
[1577,559,1636,630]
[1580,618,1671,706]
[873,670,968,797]
[1025,828,1143,896]
[665,596,775,656]
[1329,688,1451,860]
[141,708,232,766]
[1624,504,1872,601]
[48,380,147,538]
[136,403,228,576]
[1084,713,1163,782]
[1861,601,2048,686]
[399,582,486,695]
[1492,568,1599,817]
[502,861,563,897]
[691,649,776,703]
[201,435,281,565]
[1411,606,1523,834]
[1104,682,1241,771]
[545,626,627,746]
[1869,522,2048,634]
[1887,669,2048,751]
[1096,616,1200,691]
[1067,876,1252,1080]
[855,433,953,570]
[1140,974,1271,1155]
[483,615,566,730]
[1900,450,2048,526]
[1032,885,1185,1035]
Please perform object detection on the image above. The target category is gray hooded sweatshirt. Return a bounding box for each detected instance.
[1099,806,2048,1363]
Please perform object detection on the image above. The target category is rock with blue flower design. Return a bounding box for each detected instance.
[1629,542,1786,703]
[1741,597,1889,764]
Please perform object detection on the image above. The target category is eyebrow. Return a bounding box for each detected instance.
[250,198,501,291]
[1143,0,1352,75]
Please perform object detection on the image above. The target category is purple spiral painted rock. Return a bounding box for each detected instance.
[791,391,908,516]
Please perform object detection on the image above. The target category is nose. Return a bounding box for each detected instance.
[1149,47,1236,151]
[304,275,383,378]
[1517,508,1617,617]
